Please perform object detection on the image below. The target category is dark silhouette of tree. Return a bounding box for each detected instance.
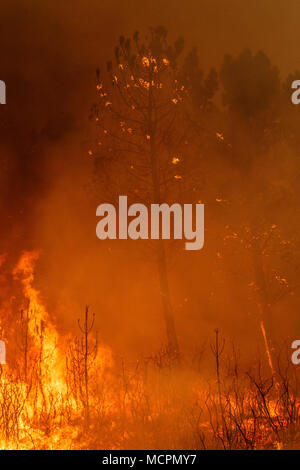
[218,49,299,372]
[181,47,218,118]
[90,26,217,357]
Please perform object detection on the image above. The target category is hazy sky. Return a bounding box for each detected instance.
[1,0,299,263]
[0,0,298,139]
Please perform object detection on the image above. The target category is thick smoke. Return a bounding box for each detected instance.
[0,0,299,358]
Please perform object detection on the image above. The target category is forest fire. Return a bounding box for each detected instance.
[0,251,299,450]
[1,2,300,453]
[0,251,112,449]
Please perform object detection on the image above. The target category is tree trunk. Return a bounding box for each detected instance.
[156,243,180,355]
[148,75,180,356]
[252,246,275,374]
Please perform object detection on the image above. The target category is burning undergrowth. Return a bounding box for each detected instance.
[0,251,299,449]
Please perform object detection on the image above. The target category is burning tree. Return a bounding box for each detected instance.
[90,26,216,356]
